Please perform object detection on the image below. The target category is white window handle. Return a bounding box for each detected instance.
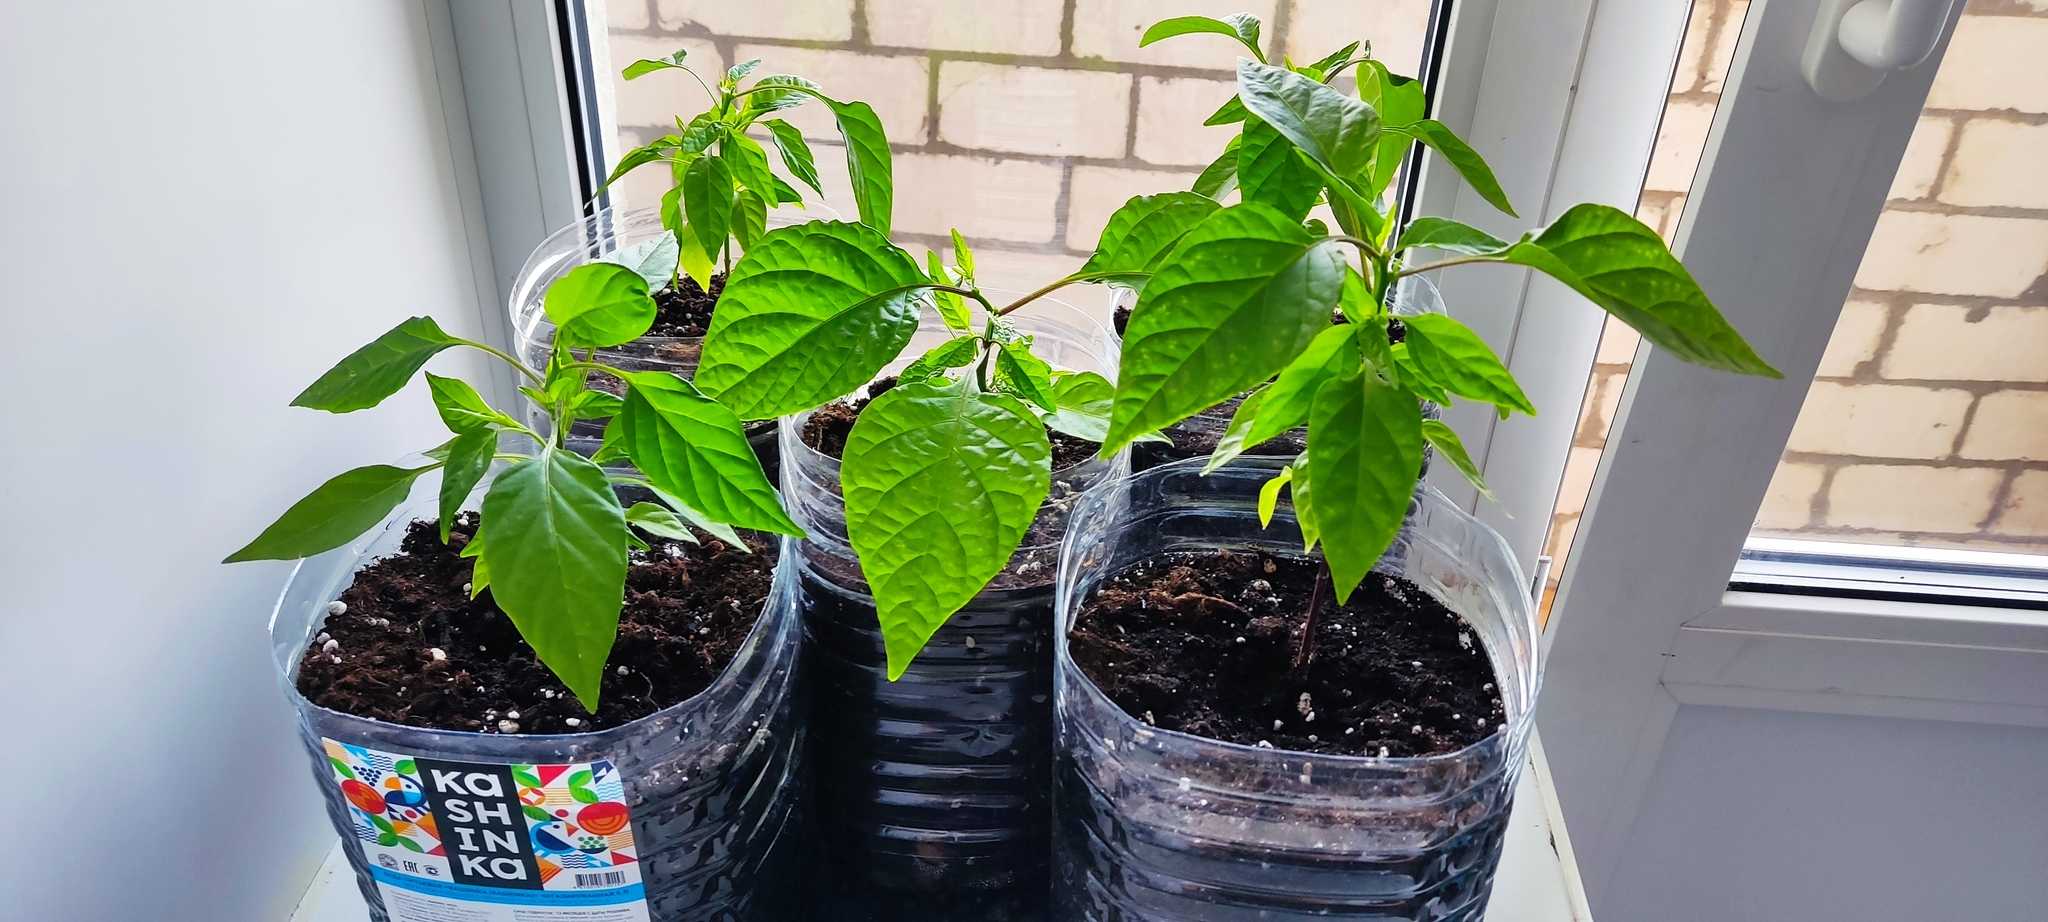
[1803,0,1960,103]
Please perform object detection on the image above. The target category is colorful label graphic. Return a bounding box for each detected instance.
[323,739,650,922]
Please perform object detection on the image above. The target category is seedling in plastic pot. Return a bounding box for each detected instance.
[226,262,801,710]
[1097,13,1780,604]
[603,48,893,289]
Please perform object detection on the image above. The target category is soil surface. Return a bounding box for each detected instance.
[296,514,773,734]
[1112,304,1132,337]
[1069,547,1504,758]
[801,376,1099,470]
[647,272,725,338]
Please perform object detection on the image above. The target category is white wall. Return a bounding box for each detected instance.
[0,3,498,919]
[1601,705,2048,922]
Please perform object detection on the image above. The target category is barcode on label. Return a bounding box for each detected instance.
[573,871,627,888]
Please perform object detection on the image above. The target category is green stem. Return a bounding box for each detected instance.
[992,271,1143,316]
[1391,254,1506,279]
[461,340,545,387]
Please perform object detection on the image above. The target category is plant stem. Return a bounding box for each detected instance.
[1293,562,1329,671]
[1391,254,1506,279]
[992,271,1139,316]
[463,340,546,387]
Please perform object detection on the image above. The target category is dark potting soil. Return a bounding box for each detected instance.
[296,513,773,734]
[801,376,1101,470]
[1111,304,1131,337]
[648,272,725,338]
[1069,548,1504,758]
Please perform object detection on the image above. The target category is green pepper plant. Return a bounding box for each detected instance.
[1092,13,1782,611]
[603,48,895,288]
[226,262,802,710]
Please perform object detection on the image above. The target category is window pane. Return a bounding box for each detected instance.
[1750,0,2048,557]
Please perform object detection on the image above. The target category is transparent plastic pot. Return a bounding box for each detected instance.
[783,297,1126,904]
[1053,457,1540,921]
[506,203,838,469]
[1128,277,1446,473]
[270,469,807,922]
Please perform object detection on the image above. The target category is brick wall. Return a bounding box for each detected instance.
[602,0,1433,299]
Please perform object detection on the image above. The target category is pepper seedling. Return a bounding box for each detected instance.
[1094,13,1781,602]
[226,262,801,710]
[603,48,894,288]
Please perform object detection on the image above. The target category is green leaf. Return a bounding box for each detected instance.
[624,501,699,543]
[522,805,551,823]
[1105,203,1347,453]
[1307,42,1363,81]
[995,341,1056,412]
[723,132,777,198]
[1307,366,1424,601]
[1399,313,1535,418]
[770,175,805,205]
[292,317,463,413]
[676,113,722,155]
[545,263,657,349]
[731,186,768,250]
[1191,135,1241,198]
[568,390,623,421]
[1396,120,1514,216]
[1422,418,1493,501]
[437,429,495,542]
[924,251,973,332]
[900,336,980,383]
[698,221,927,419]
[478,448,627,710]
[1203,385,1271,474]
[682,154,735,262]
[1203,94,1250,126]
[602,135,679,191]
[949,229,976,279]
[1080,192,1221,279]
[826,99,894,236]
[647,485,748,548]
[1358,61,1426,197]
[1237,115,1323,223]
[622,48,689,80]
[462,531,491,598]
[674,205,717,290]
[1043,370,1117,443]
[724,58,762,88]
[1396,217,1509,255]
[1141,14,1265,61]
[744,75,822,118]
[1501,203,1781,377]
[841,379,1051,679]
[762,119,822,194]
[1235,60,1380,180]
[426,373,519,433]
[1222,323,1361,472]
[616,371,801,535]
[599,231,682,287]
[225,464,434,562]
[1258,464,1292,527]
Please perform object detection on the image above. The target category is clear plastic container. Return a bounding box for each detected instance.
[506,203,838,466]
[1052,457,1540,921]
[783,297,1126,903]
[270,471,807,922]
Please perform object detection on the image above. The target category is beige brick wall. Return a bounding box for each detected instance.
[603,0,1438,320]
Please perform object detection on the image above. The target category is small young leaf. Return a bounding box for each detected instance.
[1237,115,1324,223]
[292,317,462,414]
[1141,15,1264,61]
[724,58,762,87]
[225,464,434,562]
[1359,61,1427,197]
[762,119,823,194]
[723,132,778,199]
[461,531,490,598]
[924,251,973,332]
[1204,94,1251,126]
[1224,12,1264,60]
[599,231,682,287]
[676,113,722,155]
[900,335,980,383]
[478,448,627,710]
[744,75,823,118]
[1235,60,1380,180]
[682,155,736,262]
[995,341,1057,412]
[1422,419,1493,501]
[1106,204,1347,453]
[426,373,520,433]
[1192,136,1241,198]
[842,379,1051,679]
[1043,370,1117,443]
[647,486,748,549]
[437,429,495,542]
[545,263,657,349]
[624,501,699,543]
[568,390,624,421]
[1258,464,1294,527]
[698,222,927,419]
[615,371,801,536]
[1396,217,1509,255]
[1307,367,1424,602]
[1307,42,1364,81]
[622,48,689,80]
[770,175,805,205]
[1400,313,1536,418]
[1203,385,1271,475]
[1396,120,1515,217]
[827,98,894,236]
[949,229,976,279]
[1081,192,1222,280]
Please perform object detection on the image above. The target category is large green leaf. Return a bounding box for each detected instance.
[1502,204,1780,377]
[224,464,434,562]
[1358,61,1426,197]
[1236,115,1323,223]
[1235,60,1379,180]
[615,371,801,535]
[743,75,822,118]
[545,263,657,349]
[762,119,822,194]
[841,379,1050,679]
[1400,313,1536,417]
[437,429,496,542]
[682,154,735,262]
[723,132,778,199]
[697,221,927,419]
[1079,192,1220,279]
[291,317,462,413]
[1396,120,1514,216]
[425,372,519,433]
[1306,366,1424,601]
[1105,204,1346,452]
[1139,13,1265,61]
[1396,217,1509,255]
[826,99,894,236]
[478,448,627,710]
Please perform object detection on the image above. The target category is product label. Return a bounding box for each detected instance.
[322,738,649,922]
